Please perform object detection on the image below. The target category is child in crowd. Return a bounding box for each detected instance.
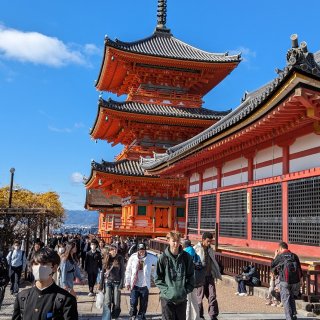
[265,270,282,307]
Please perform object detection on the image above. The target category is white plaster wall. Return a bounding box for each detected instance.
[203,180,217,191]
[254,145,282,164]
[222,172,248,186]
[290,154,320,172]
[222,157,248,174]
[254,163,282,180]
[190,172,200,183]
[203,167,217,179]
[290,133,320,153]
[189,184,200,193]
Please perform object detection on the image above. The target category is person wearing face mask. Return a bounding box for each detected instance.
[99,244,125,320]
[12,247,78,320]
[6,240,26,295]
[125,243,158,320]
[85,239,102,296]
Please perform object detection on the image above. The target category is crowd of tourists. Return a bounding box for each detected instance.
[0,232,302,320]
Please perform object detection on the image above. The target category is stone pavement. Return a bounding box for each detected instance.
[1,276,317,320]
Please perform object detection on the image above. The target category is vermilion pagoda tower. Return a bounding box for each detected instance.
[85,0,241,240]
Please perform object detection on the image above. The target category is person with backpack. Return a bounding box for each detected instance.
[98,244,125,320]
[12,247,78,320]
[0,250,10,310]
[155,231,195,320]
[193,232,222,320]
[6,240,26,295]
[271,241,302,320]
[125,242,158,320]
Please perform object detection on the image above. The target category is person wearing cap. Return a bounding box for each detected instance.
[125,243,158,320]
[85,239,102,296]
[99,244,125,320]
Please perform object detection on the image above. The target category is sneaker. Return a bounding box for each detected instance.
[88,292,94,296]
[238,293,248,296]
[271,302,278,307]
[277,302,283,307]
[234,292,239,295]
[265,300,272,305]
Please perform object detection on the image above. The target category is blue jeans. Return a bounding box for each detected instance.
[129,286,149,319]
[102,282,121,320]
[280,282,300,320]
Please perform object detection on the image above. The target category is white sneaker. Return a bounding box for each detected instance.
[88,292,94,296]
[238,293,248,296]
[234,292,239,295]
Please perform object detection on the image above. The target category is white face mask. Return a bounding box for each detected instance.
[91,245,97,251]
[32,265,53,281]
[58,248,65,254]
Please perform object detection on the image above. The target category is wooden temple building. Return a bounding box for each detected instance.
[142,34,320,258]
[85,0,241,241]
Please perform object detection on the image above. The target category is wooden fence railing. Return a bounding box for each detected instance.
[149,240,320,303]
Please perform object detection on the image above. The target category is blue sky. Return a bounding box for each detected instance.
[0,0,319,210]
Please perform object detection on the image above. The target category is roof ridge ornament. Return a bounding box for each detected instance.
[155,0,171,33]
[286,34,320,76]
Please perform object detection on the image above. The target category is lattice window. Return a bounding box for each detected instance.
[288,176,320,246]
[252,184,282,241]
[187,197,198,234]
[200,194,216,231]
[220,189,247,238]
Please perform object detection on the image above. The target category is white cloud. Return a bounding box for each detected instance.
[48,125,72,133]
[229,46,256,62]
[84,44,100,55]
[48,122,85,133]
[71,172,84,184]
[0,24,98,67]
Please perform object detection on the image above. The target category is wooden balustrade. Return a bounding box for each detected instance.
[149,239,320,303]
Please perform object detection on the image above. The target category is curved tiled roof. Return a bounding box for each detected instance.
[105,30,241,63]
[91,159,158,178]
[99,98,230,120]
[141,36,320,170]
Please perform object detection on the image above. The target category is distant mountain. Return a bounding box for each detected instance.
[63,210,99,226]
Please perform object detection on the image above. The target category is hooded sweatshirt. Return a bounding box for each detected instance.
[155,246,194,304]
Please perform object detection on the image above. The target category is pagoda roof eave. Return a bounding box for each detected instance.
[95,31,241,90]
[141,38,320,173]
[104,31,241,64]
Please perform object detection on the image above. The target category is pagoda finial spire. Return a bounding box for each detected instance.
[156,0,167,30]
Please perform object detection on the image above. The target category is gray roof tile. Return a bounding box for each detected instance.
[105,30,241,63]
[99,98,230,120]
[141,37,320,170]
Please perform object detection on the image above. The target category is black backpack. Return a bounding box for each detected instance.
[0,256,9,286]
[282,253,302,284]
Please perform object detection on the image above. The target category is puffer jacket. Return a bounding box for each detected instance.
[155,247,194,304]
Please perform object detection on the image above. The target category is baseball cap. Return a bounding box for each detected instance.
[137,243,146,250]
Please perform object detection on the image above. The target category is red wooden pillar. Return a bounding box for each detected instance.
[282,145,290,175]
[216,165,222,188]
[282,181,289,243]
[245,152,254,182]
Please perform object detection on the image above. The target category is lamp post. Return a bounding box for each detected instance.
[8,167,15,208]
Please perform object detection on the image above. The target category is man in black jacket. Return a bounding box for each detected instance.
[12,247,78,320]
[271,242,302,320]
[85,239,102,296]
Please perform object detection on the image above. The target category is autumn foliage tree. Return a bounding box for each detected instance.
[0,186,65,249]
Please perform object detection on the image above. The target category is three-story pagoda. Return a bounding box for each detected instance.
[85,0,241,241]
